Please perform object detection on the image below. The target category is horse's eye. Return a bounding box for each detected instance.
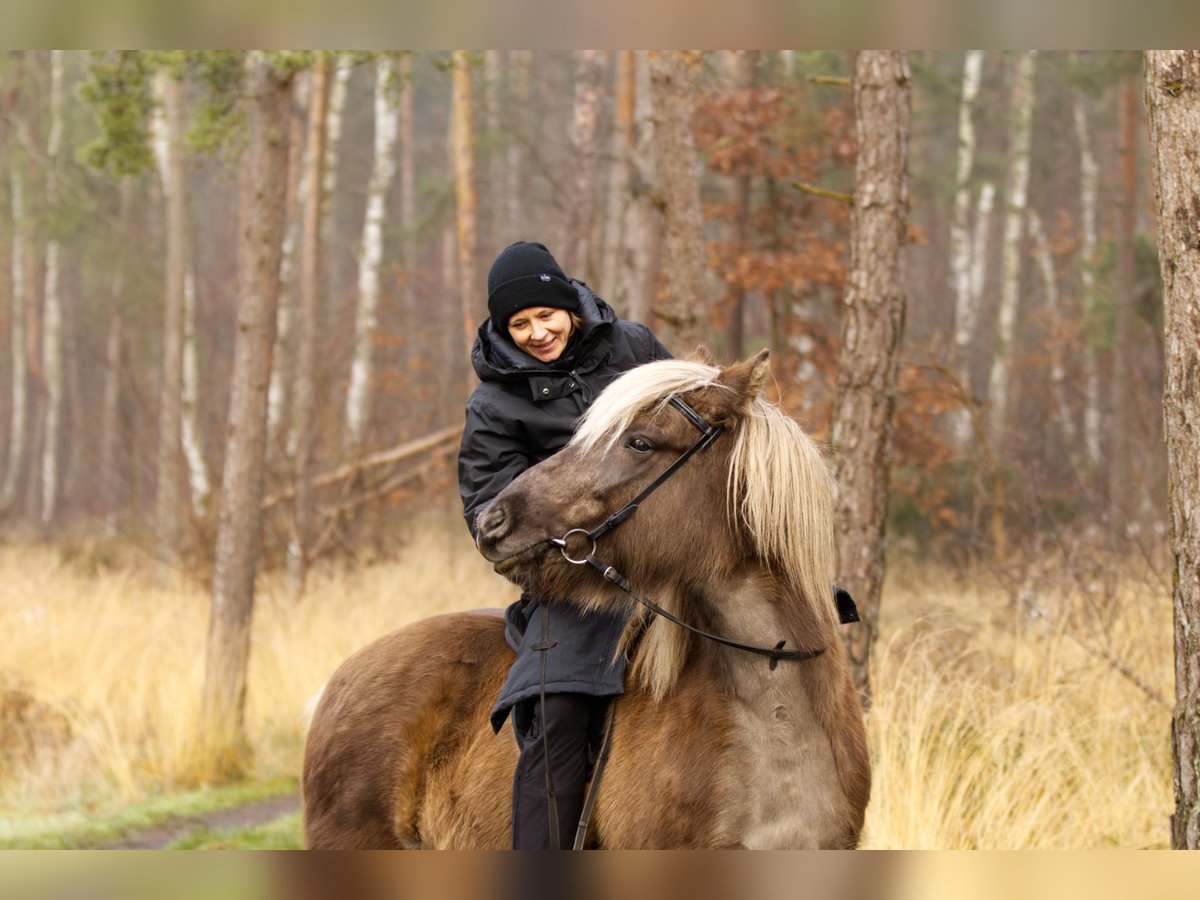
[626,436,653,453]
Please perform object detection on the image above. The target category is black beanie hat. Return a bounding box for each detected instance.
[486,241,581,328]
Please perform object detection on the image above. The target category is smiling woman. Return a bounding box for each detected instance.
[455,240,672,848]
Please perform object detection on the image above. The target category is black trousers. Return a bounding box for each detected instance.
[511,693,607,850]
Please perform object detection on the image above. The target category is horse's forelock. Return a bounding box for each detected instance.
[570,359,725,455]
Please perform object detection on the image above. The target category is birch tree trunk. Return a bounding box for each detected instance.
[950,50,984,447]
[40,50,65,529]
[345,55,399,452]
[1027,209,1078,450]
[600,50,635,305]
[1,160,28,513]
[1109,72,1139,534]
[829,50,911,702]
[621,51,662,325]
[1072,54,1103,468]
[1145,48,1200,851]
[647,50,708,351]
[201,54,293,778]
[987,50,1037,444]
[181,269,211,516]
[266,71,309,452]
[288,51,332,597]
[451,50,479,393]
[565,50,606,278]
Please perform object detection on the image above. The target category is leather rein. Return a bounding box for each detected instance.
[550,396,825,670]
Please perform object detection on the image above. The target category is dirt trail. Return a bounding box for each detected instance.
[103,793,300,849]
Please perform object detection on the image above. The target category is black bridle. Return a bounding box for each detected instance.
[550,396,825,670]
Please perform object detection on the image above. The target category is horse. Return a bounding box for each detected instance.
[302,350,870,849]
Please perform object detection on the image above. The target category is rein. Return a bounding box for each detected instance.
[550,396,825,670]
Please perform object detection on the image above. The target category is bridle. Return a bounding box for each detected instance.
[549,396,825,670]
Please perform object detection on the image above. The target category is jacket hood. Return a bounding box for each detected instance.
[471,281,616,383]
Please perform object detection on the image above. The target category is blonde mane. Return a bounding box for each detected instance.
[571,360,838,697]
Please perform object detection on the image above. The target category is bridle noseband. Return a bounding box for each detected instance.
[550,395,825,670]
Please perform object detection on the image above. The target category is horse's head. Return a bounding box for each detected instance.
[475,349,837,634]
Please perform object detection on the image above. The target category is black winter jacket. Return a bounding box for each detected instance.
[457,282,671,732]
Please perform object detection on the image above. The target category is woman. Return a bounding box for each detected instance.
[458,241,671,849]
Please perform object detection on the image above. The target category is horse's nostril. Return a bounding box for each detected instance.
[477,503,510,542]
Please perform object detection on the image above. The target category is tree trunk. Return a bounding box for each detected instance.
[1109,71,1139,536]
[1072,54,1103,469]
[151,69,188,560]
[398,54,416,319]
[1145,49,1200,851]
[451,50,479,394]
[266,70,310,453]
[950,50,984,448]
[622,51,662,325]
[99,184,129,534]
[600,50,636,307]
[288,51,332,598]
[201,54,293,779]
[181,268,211,517]
[505,50,531,236]
[345,55,399,454]
[647,50,708,351]
[565,50,607,278]
[987,51,1037,444]
[40,49,65,530]
[829,51,911,703]
[722,50,755,362]
[1,158,28,513]
[1027,209,1078,451]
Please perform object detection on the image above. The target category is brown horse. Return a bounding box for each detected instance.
[302,350,870,848]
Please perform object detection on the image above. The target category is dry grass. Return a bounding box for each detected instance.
[0,514,517,819]
[0,517,1174,848]
[862,556,1173,848]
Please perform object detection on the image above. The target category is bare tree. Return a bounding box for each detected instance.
[829,51,911,700]
[720,50,755,362]
[288,52,332,597]
[565,50,606,278]
[40,49,65,529]
[2,158,28,513]
[151,69,190,551]
[987,51,1037,444]
[1071,53,1103,468]
[621,51,662,325]
[1109,70,1139,533]
[600,50,636,305]
[451,50,479,392]
[647,50,708,350]
[201,53,294,778]
[1145,48,1200,851]
[345,55,399,453]
[949,50,984,447]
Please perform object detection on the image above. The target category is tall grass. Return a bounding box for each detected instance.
[863,559,1172,848]
[0,515,516,819]
[0,519,1173,847]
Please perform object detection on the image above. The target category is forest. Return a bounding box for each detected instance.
[0,50,1196,850]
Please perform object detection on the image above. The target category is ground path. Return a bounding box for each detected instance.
[102,793,300,849]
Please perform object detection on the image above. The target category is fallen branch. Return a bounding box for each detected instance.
[792,180,853,205]
[262,425,460,510]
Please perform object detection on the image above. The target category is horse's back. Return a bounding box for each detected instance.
[302,610,514,849]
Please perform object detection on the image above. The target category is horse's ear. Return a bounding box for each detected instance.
[686,345,717,366]
[714,349,772,418]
